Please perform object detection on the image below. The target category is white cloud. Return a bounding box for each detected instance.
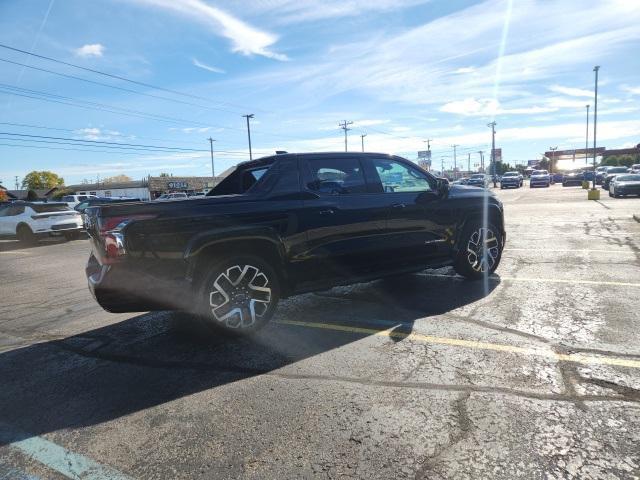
[248,0,640,111]
[216,0,430,24]
[74,44,105,58]
[129,0,287,60]
[440,98,556,116]
[192,58,226,74]
[74,127,123,140]
[548,85,593,98]
[622,85,640,95]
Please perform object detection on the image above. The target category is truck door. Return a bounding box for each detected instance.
[362,156,451,267]
[295,154,390,283]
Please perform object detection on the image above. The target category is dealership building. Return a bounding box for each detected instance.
[68,175,224,200]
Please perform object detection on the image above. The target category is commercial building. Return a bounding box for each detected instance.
[67,175,225,200]
[68,180,152,200]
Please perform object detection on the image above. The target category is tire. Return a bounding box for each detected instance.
[63,231,80,241]
[453,220,503,280]
[16,224,37,245]
[195,255,280,335]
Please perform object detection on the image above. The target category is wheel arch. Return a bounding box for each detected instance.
[184,229,290,295]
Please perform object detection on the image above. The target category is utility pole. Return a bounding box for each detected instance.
[423,139,432,150]
[441,158,445,178]
[242,114,254,160]
[15,175,19,190]
[487,122,496,178]
[208,137,216,178]
[339,120,353,152]
[467,153,471,175]
[451,144,458,179]
[360,133,367,153]
[585,105,590,167]
[478,151,484,172]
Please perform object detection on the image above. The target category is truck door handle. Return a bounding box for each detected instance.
[391,203,406,209]
[319,208,335,215]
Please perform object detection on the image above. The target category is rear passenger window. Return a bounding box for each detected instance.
[305,157,366,195]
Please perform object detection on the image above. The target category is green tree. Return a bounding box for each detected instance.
[601,155,639,167]
[159,172,171,177]
[21,171,64,190]
[26,189,39,201]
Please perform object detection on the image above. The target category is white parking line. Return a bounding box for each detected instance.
[0,423,132,480]
[504,248,636,255]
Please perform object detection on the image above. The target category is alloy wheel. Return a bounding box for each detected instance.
[208,264,272,329]
[466,227,500,273]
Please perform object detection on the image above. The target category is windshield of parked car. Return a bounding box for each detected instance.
[532,170,548,175]
[617,174,640,182]
[608,167,629,173]
[471,174,485,179]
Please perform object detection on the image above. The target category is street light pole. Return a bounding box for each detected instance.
[592,66,600,190]
[487,122,496,178]
[242,114,254,160]
[585,104,590,169]
[451,144,458,179]
[360,133,367,152]
[549,146,557,177]
[478,151,484,172]
[208,137,216,178]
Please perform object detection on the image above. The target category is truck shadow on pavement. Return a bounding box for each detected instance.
[0,273,499,445]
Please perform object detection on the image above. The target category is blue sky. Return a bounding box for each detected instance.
[1,0,639,185]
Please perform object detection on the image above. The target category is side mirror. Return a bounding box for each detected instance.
[437,177,450,197]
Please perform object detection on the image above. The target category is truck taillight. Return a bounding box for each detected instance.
[97,214,156,263]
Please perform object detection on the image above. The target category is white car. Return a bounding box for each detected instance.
[0,201,84,244]
[156,192,188,201]
[61,194,97,208]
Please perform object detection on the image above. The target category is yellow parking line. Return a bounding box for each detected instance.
[275,320,640,369]
[419,273,640,288]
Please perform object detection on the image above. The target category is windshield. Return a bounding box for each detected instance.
[503,172,517,176]
[533,170,548,175]
[617,175,640,182]
[609,167,629,173]
[471,174,485,179]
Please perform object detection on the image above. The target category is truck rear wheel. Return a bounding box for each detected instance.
[197,255,280,335]
[453,220,503,280]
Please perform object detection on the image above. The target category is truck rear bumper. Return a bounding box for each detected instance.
[86,254,193,313]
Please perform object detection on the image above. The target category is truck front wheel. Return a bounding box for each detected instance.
[197,255,280,335]
[453,220,503,280]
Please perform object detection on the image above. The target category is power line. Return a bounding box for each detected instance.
[0,42,256,112]
[0,84,227,129]
[0,131,207,152]
[0,57,243,115]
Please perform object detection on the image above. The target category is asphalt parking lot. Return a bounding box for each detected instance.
[1,184,639,479]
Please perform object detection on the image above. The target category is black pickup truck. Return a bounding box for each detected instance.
[85,152,505,333]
